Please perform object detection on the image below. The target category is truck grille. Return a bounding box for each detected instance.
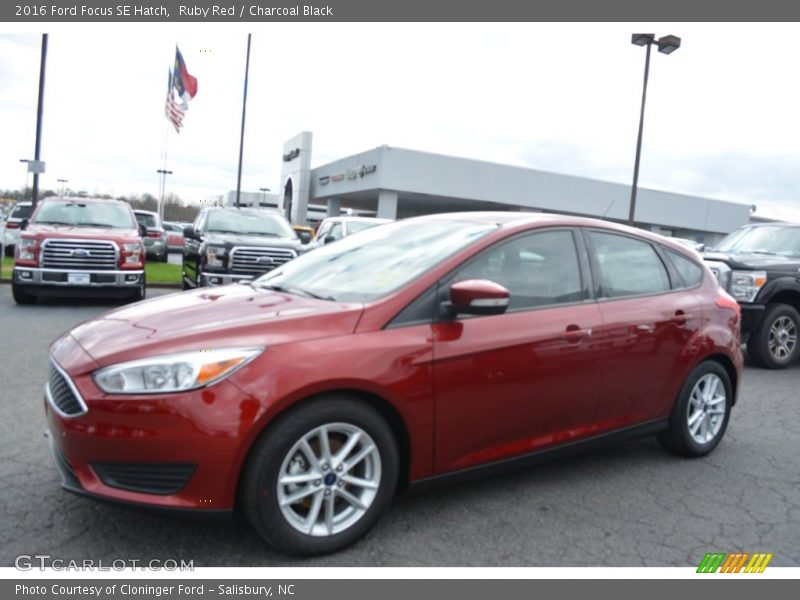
[42,239,117,270]
[230,246,296,276]
[91,463,196,495]
[47,361,87,417]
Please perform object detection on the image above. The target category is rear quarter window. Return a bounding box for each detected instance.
[665,249,704,288]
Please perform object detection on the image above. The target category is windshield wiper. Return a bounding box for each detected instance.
[34,220,72,225]
[252,282,336,301]
[76,222,117,228]
[243,231,280,237]
[207,229,242,235]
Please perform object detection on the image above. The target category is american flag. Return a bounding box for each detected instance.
[164,69,185,133]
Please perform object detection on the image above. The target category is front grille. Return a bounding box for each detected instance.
[230,246,296,275]
[92,463,196,495]
[42,239,117,270]
[47,361,86,417]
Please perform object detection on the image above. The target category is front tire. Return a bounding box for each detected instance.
[241,396,399,556]
[12,282,37,305]
[747,303,800,369]
[658,361,732,457]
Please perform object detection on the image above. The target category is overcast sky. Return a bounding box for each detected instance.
[1,23,799,221]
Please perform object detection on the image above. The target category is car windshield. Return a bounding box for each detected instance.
[206,210,295,238]
[34,201,135,229]
[253,218,498,303]
[713,225,800,257]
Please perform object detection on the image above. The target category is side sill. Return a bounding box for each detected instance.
[410,418,669,493]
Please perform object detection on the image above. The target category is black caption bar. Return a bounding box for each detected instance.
[3,579,796,600]
[3,0,800,22]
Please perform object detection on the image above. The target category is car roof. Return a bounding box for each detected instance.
[42,196,129,206]
[402,211,699,254]
[322,216,393,223]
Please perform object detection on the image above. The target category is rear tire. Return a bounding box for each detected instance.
[241,395,399,556]
[658,361,732,457]
[747,303,800,369]
[12,282,37,305]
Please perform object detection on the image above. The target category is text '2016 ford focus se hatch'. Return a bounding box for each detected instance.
[44,213,743,555]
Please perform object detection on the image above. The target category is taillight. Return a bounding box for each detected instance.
[146,231,161,238]
[6,222,20,229]
[715,289,741,316]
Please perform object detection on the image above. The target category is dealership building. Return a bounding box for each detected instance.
[237,132,752,246]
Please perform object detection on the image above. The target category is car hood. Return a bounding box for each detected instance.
[203,232,301,250]
[703,251,800,271]
[68,284,364,366]
[28,224,139,241]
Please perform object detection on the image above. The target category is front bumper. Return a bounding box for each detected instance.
[43,341,252,512]
[200,271,254,286]
[13,266,143,295]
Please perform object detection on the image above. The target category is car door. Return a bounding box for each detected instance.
[584,229,704,426]
[432,228,605,474]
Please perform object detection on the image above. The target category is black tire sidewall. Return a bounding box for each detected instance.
[241,396,399,556]
[664,361,732,457]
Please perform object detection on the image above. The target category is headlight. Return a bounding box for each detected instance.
[730,270,767,303]
[17,238,38,261]
[93,347,263,394]
[123,242,143,264]
[205,245,227,268]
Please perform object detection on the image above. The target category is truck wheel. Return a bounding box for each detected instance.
[128,282,146,303]
[747,303,800,369]
[12,282,37,305]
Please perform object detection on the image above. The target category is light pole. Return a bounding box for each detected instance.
[57,178,68,197]
[156,169,173,220]
[628,33,681,227]
[259,187,270,208]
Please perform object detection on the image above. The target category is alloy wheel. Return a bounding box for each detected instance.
[768,315,797,361]
[686,373,727,445]
[276,423,382,537]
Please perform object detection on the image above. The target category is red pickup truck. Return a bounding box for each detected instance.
[12,197,146,304]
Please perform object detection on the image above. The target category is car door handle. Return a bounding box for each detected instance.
[561,324,592,344]
[672,310,691,326]
[636,324,655,333]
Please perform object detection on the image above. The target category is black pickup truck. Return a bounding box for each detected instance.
[182,207,305,289]
[704,222,800,369]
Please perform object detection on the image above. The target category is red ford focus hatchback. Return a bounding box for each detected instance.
[44,212,743,555]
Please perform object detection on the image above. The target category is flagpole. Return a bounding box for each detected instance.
[235,33,252,210]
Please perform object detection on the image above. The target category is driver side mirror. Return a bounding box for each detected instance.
[323,234,336,245]
[446,279,510,316]
[138,223,147,238]
[20,218,29,231]
[183,226,198,240]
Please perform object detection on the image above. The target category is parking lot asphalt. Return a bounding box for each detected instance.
[1,282,798,568]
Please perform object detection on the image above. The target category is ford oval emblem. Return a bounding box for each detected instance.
[71,249,90,258]
[256,256,274,265]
